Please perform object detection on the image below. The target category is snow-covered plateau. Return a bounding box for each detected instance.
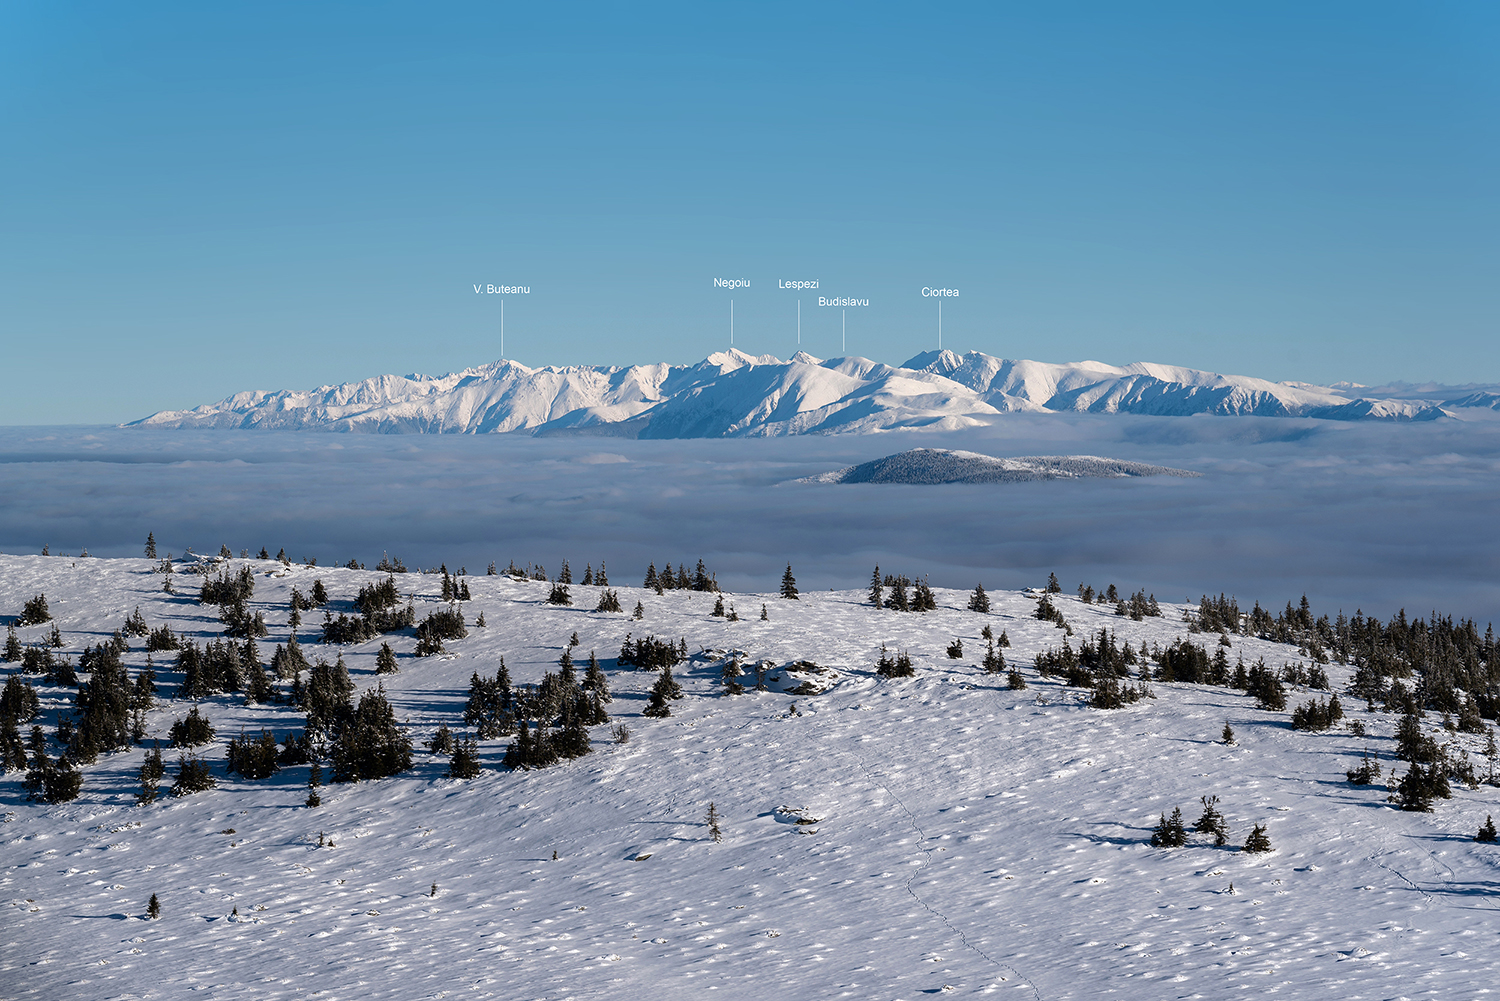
[126,350,1500,436]
[4,553,1499,999]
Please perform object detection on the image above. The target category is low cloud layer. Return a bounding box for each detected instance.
[1,415,1497,623]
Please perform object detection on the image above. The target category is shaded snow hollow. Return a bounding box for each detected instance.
[4,554,1499,999]
[800,448,1200,484]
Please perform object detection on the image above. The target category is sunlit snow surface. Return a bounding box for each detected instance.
[3,556,1499,999]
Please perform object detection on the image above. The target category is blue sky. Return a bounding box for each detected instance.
[2,2,1497,424]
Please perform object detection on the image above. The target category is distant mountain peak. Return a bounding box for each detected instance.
[127,351,1466,437]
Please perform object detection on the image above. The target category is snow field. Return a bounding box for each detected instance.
[3,554,1499,999]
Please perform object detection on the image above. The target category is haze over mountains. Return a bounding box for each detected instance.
[129,350,1500,438]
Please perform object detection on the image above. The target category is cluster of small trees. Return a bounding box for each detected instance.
[875,645,915,678]
[437,567,471,603]
[617,633,686,671]
[320,575,416,643]
[1149,796,1271,853]
[463,661,516,738]
[1290,695,1345,731]
[1069,578,1163,621]
[414,608,468,656]
[643,559,719,594]
[1033,630,1151,708]
[501,648,610,768]
[1034,594,1069,631]
[868,567,936,612]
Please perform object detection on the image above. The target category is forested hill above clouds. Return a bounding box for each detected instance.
[127,349,1490,437]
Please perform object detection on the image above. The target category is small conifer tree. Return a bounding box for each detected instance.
[449,737,482,779]
[1242,822,1273,853]
[375,642,399,675]
[1193,795,1229,846]
[1475,815,1499,844]
[1149,807,1188,847]
[780,565,799,600]
[1222,723,1236,745]
[145,532,157,559]
[306,760,322,808]
[147,893,161,919]
[583,652,611,702]
[721,659,745,695]
[707,801,723,843]
[760,604,768,621]
[967,584,990,613]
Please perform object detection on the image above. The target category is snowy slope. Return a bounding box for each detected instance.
[127,350,1456,437]
[5,554,1500,999]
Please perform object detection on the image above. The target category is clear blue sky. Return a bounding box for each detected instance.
[2,1,1496,424]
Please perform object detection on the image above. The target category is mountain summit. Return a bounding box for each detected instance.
[127,351,1465,437]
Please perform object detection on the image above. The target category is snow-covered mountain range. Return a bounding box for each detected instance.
[128,349,1494,437]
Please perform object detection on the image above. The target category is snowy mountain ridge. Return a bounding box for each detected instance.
[127,349,1478,437]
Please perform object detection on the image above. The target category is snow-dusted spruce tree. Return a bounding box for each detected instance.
[1242,823,1273,853]
[144,532,157,559]
[869,566,883,608]
[330,684,412,783]
[1475,815,1498,843]
[720,659,745,695]
[1046,572,1062,594]
[18,593,51,626]
[170,752,215,797]
[583,652,611,702]
[448,737,482,779]
[136,741,165,804]
[375,642,399,675]
[780,565,799,600]
[1149,807,1188,848]
[967,583,990,613]
[1193,795,1229,846]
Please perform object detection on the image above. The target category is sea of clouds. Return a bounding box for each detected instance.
[1,413,1496,623]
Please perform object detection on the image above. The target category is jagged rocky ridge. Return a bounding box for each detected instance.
[128,349,1483,438]
[801,449,1200,485]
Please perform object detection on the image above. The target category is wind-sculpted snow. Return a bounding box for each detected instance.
[802,448,1199,484]
[6,554,1500,999]
[128,349,1460,437]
